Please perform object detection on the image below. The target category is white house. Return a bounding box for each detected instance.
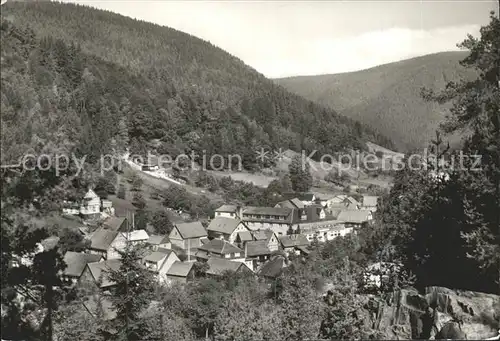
[143,249,179,283]
[80,189,101,218]
[206,217,250,244]
[214,205,239,218]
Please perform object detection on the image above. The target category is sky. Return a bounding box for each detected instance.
[59,0,498,78]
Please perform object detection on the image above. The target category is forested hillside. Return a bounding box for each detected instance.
[0,1,393,171]
[276,52,478,151]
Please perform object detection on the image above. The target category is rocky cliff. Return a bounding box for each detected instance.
[361,286,500,339]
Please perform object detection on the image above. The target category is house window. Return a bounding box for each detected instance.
[225,254,230,258]
[234,253,240,258]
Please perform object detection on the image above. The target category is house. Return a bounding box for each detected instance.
[206,217,250,244]
[361,196,379,212]
[278,234,310,255]
[88,228,119,260]
[143,248,179,282]
[146,234,171,251]
[88,228,148,260]
[214,205,239,218]
[282,192,316,206]
[80,189,101,219]
[107,230,149,259]
[166,261,195,284]
[80,259,122,290]
[311,225,354,243]
[234,230,255,247]
[168,221,207,250]
[101,199,115,216]
[244,240,272,268]
[252,229,279,252]
[205,258,253,277]
[195,239,245,262]
[274,198,305,210]
[337,210,373,228]
[298,219,349,242]
[102,216,128,232]
[62,251,103,284]
[241,206,295,236]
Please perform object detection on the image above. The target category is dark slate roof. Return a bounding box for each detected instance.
[236,231,254,243]
[198,239,243,255]
[337,210,371,223]
[166,261,194,277]
[86,259,121,287]
[258,257,285,279]
[207,217,243,235]
[89,228,119,252]
[146,234,170,245]
[103,216,127,231]
[206,258,249,276]
[174,221,207,239]
[215,205,238,213]
[279,235,310,248]
[245,240,272,257]
[252,229,275,242]
[243,206,292,217]
[63,252,102,278]
[144,249,172,263]
[344,196,360,206]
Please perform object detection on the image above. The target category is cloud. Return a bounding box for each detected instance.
[256,25,480,78]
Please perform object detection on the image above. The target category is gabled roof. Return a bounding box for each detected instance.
[121,229,149,241]
[275,198,305,210]
[215,204,238,213]
[243,206,292,217]
[84,189,99,199]
[86,259,121,287]
[198,239,243,255]
[252,229,275,243]
[63,252,102,278]
[89,228,119,252]
[103,216,127,231]
[279,235,310,248]
[144,249,172,263]
[258,257,285,279]
[362,196,379,207]
[207,217,245,235]
[166,261,194,277]
[206,258,251,276]
[337,210,371,224]
[245,240,272,257]
[173,221,207,239]
[146,234,170,245]
[236,231,254,243]
[344,196,360,205]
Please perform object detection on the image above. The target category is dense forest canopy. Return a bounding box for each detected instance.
[0,1,393,173]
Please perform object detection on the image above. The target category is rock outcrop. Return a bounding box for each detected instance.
[361,286,500,339]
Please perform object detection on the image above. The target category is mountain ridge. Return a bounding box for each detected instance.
[275,51,478,151]
[1,1,395,171]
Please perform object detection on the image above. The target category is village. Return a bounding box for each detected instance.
[13,184,378,319]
